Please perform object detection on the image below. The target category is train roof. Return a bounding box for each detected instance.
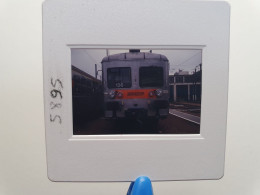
[101,51,168,63]
[72,65,101,83]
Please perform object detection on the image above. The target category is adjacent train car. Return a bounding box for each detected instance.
[102,50,169,119]
[72,65,103,124]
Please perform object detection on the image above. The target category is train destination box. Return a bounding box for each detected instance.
[43,0,230,181]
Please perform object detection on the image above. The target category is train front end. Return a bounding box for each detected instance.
[102,50,169,119]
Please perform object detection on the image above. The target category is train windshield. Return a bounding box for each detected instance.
[107,67,132,88]
[139,66,163,88]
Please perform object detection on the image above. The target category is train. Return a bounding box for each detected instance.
[102,50,169,120]
[71,65,103,125]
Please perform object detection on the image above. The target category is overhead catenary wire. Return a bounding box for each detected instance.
[174,51,201,68]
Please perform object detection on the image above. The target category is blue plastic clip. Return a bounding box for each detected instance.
[127,176,153,195]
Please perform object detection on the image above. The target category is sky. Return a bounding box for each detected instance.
[71,49,202,78]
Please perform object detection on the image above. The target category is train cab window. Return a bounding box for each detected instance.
[107,67,131,88]
[139,66,163,88]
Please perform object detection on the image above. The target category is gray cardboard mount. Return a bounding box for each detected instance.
[43,0,230,181]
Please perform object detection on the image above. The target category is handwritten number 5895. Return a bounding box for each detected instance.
[50,78,63,124]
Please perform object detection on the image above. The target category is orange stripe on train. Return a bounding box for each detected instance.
[114,89,157,99]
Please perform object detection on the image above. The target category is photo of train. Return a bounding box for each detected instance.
[102,49,169,120]
[71,48,202,135]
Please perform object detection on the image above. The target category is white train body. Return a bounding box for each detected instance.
[102,50,169,119]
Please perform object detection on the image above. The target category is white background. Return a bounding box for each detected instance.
[0,0,260,194]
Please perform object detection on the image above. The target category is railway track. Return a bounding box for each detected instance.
[169,109,200,124]
[73,113,200,135]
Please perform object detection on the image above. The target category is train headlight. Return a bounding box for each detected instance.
[109,90,116,99]
[149,91,155,97]
[117,91,123,98]
[155,89,163,97]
